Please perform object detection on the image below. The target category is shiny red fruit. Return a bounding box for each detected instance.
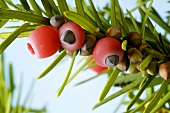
[59,22,85,51]
[93,37,124,67]
[27,26,60,58]
[88,59,107,74]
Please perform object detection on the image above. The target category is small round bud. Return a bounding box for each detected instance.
[106,26,122,39]
[117,55,130,71]
[50,14,65,28]
[80,35,96,56]
[139,44,147,52]
[127,48,143,63]
[159,61,170,80]
[126,32,142,47]
[147,59,158,75]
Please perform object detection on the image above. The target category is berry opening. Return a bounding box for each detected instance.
[27,43,35,55]
[105,55,119,66]
[60,30,75,44]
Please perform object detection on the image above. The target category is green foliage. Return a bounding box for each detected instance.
[0,0,170,112]
[0,54,46,113]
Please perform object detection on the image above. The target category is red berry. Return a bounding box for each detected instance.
[59,22,85,51]
[27,26,60,58]
[88,59,107,74]
[93,37,124,67]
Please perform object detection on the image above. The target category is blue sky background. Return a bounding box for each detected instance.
[1,0,170,113]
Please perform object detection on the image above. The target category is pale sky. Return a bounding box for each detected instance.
[2,0,170,113]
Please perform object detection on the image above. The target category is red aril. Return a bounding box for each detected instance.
[59,22,85,51]
[93,37,124,67]
[27,26,60,58]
